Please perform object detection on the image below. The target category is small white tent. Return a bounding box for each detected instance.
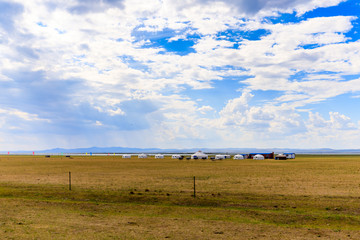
[122,154,131,158]
[233,154,244,160]
[172,154,181,159]
[138,153,147,158]
[155,154,164,159]
[191,150,208,159]
[215,155,225,160]
[253,154,264,160]
[284,153,296,159]
[275,154,287,160]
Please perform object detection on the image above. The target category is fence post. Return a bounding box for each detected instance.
[69,171,71,191]
[193,176,196,198]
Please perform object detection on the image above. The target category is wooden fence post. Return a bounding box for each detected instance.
[69,171,71,191]
[193,176,196,198]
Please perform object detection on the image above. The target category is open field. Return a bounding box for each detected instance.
[1,155,360,239]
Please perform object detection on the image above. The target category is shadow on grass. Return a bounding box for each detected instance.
[1,182,360,230]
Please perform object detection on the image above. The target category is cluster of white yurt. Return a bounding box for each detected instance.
[191,150,208,159]
[233,154,244,160]
[119,151,293,161]
[253,154,265,160]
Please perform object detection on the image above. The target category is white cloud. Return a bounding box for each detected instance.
[166,0,346,17]
[198,105,214,114]
[218,90,305,135]
[0,108,50,122]
[95,120,103,126]
[308,111,358,131]
[293,0,347,15]
[329,112,357,130]
[301,111,360,148]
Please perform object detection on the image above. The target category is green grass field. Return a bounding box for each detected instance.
[1,155,360,239]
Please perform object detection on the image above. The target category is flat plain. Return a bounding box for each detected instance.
[1,154,360,239]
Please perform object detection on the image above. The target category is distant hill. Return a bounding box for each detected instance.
[3,147,360,154]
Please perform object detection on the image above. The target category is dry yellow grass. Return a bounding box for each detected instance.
[0,154,360,239]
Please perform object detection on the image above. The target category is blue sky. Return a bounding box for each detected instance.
[1,0,360,150]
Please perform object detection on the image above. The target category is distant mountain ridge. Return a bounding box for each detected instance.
[4,147,360,154]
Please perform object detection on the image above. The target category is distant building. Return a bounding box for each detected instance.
[275,154,287,160]
[172,154,182,159]
[284,153,296,159]
[253,154,265,160]
[233,154,244,160]
[191,150,208,159]
[248,152,274,159]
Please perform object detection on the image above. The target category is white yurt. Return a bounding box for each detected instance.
[275,154,287,160]
[172,154,181,159]
[191,150,208,159]
[122,154,131,158]
[155,154,164,159]
[138,153,147,158]
[233,154,244,160]
[253,154,265,160]
[215,155,225,160]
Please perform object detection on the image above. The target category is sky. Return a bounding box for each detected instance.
[1,0,360,151]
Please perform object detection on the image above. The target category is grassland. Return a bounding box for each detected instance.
[1,155,360,239]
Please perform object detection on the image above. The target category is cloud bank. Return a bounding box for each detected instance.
[0,0,359,150]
